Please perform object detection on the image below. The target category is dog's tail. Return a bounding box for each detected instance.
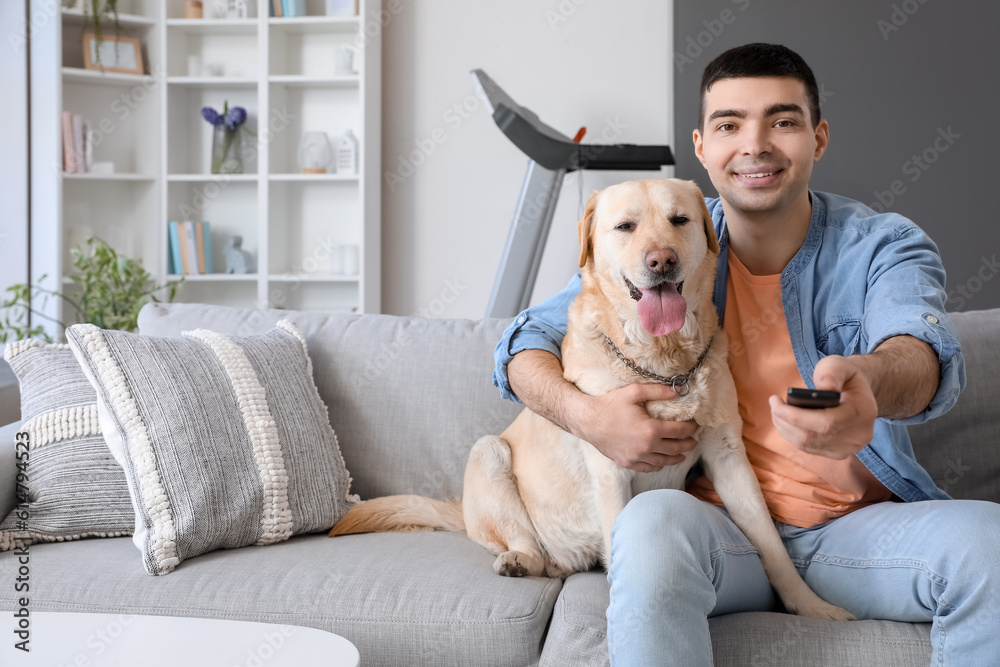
[328,495,464,537]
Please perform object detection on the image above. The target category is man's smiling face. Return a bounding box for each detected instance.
[693,76,829,216]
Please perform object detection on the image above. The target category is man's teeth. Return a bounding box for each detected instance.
[741,171,776,178]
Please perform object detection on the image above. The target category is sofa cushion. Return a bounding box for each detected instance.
[539,572,932,667]
[908,307,1000,503]
[137,303,524,502]
[66,320,355,575]
[0,531,562,667]
[539,571,611,667]
[0,340,132,550]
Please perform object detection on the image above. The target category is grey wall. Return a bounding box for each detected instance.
[674,0,1000,312]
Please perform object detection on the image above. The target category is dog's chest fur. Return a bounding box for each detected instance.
[562,315,726,488]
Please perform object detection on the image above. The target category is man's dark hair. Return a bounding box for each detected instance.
[698,43,821,132]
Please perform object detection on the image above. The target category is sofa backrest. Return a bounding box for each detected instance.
[130,303,1000,506]
[2,303,996,515]
[137,303,523,502]
[906,307,1000,503]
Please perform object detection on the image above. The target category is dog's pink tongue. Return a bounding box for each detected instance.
[637,283,686,336]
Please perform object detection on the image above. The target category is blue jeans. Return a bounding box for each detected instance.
[607,490,1000,666]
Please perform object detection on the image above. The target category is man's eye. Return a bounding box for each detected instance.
[615,221,636,232]
[717,123,735,132]
[671,216,689,226]
[775,119,796,128]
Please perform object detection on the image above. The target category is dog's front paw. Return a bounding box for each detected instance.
[493,550,544,577]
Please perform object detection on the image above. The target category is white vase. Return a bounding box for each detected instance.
[297,132,333,173]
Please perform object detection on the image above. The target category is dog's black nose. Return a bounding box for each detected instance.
[645,248,678,274]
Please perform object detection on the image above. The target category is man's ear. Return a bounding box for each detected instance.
[577,191,600,268]
[692,182,720,255]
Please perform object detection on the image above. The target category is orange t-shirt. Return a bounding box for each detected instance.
[687,250,892,528]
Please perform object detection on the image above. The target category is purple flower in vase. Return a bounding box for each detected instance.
[201,103,248,130]
[201,106,223,126]
[202,101,254,174]
[224,106,247,131]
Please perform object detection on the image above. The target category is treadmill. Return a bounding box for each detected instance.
[472,69,675,319]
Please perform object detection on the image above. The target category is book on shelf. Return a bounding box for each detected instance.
[62,111,90,173]
[168,221,185,274]
[184,221,199,275]
[61,111,75,172]
[280,0,306,17]
[168,221,214,275]
[195,221,211,274]
[72,115,85,172]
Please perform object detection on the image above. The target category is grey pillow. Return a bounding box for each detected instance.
[0,340,133,550]
[66,320,357,575]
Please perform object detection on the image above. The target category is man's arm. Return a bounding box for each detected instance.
[847,334,939,419]
[508,349,698,473]
[771,220,964,460]
[770,334,941,461]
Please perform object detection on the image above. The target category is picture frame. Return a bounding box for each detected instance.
[82,33,144,75]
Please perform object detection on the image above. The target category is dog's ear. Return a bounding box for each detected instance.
[693,183,720,255]
[577,191,601,268]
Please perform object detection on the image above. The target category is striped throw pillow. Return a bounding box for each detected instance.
[0,340,133,550]
[66,320,357,575]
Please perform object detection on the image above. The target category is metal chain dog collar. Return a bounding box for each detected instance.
[602,334,712,396]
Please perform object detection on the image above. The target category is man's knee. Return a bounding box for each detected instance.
[949,500,1000,552]
[612,490,716,550]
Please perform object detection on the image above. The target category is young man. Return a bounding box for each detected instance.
[491,43,999,665]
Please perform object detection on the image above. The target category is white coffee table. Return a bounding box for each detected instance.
[4,611,360,666]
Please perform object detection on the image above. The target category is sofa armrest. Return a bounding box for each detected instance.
[0,421,21,521]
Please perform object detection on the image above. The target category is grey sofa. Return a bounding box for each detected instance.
[1,302,998,666]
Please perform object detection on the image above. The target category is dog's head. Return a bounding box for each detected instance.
[577,179,719,337]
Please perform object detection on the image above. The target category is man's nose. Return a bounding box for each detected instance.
[741,122,773,156]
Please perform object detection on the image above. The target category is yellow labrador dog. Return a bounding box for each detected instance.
[331,179,852,620]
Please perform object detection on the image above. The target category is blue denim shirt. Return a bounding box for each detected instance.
[492,191,966,503]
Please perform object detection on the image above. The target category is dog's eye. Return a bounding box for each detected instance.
[615,221,636,232]
[671,216,690,226]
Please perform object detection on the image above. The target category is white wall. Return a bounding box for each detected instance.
[0,0,29,297]
[0,0,28,425]
[380,0,674,319]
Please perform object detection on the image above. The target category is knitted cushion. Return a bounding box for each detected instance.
[66,320,356,575]
[0,340,133,550]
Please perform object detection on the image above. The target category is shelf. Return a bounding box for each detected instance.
[270,274,359,282]
[269,75,359,88]
[166,19,257,35]
[169,173,258,182]
[62,67,149,86]
[168,76,258,88]
[63,172,156,181]
[36,0,382,331]
[168,273,258,281]
[62,9,157,28]
[268,17,360,34]
[270,173,358,181]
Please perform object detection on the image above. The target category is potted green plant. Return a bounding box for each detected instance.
[64,0,122,66]
[0,237,183,344]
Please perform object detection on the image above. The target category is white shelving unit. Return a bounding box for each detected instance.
[30,0,381,338]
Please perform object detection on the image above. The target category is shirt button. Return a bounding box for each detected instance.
[925,315,939,324]
[518,316,525,323]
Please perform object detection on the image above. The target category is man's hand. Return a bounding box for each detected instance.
[768,335,940,459]
[570,383,699,473]
[508,349,698,473]
[768,355,878,460]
